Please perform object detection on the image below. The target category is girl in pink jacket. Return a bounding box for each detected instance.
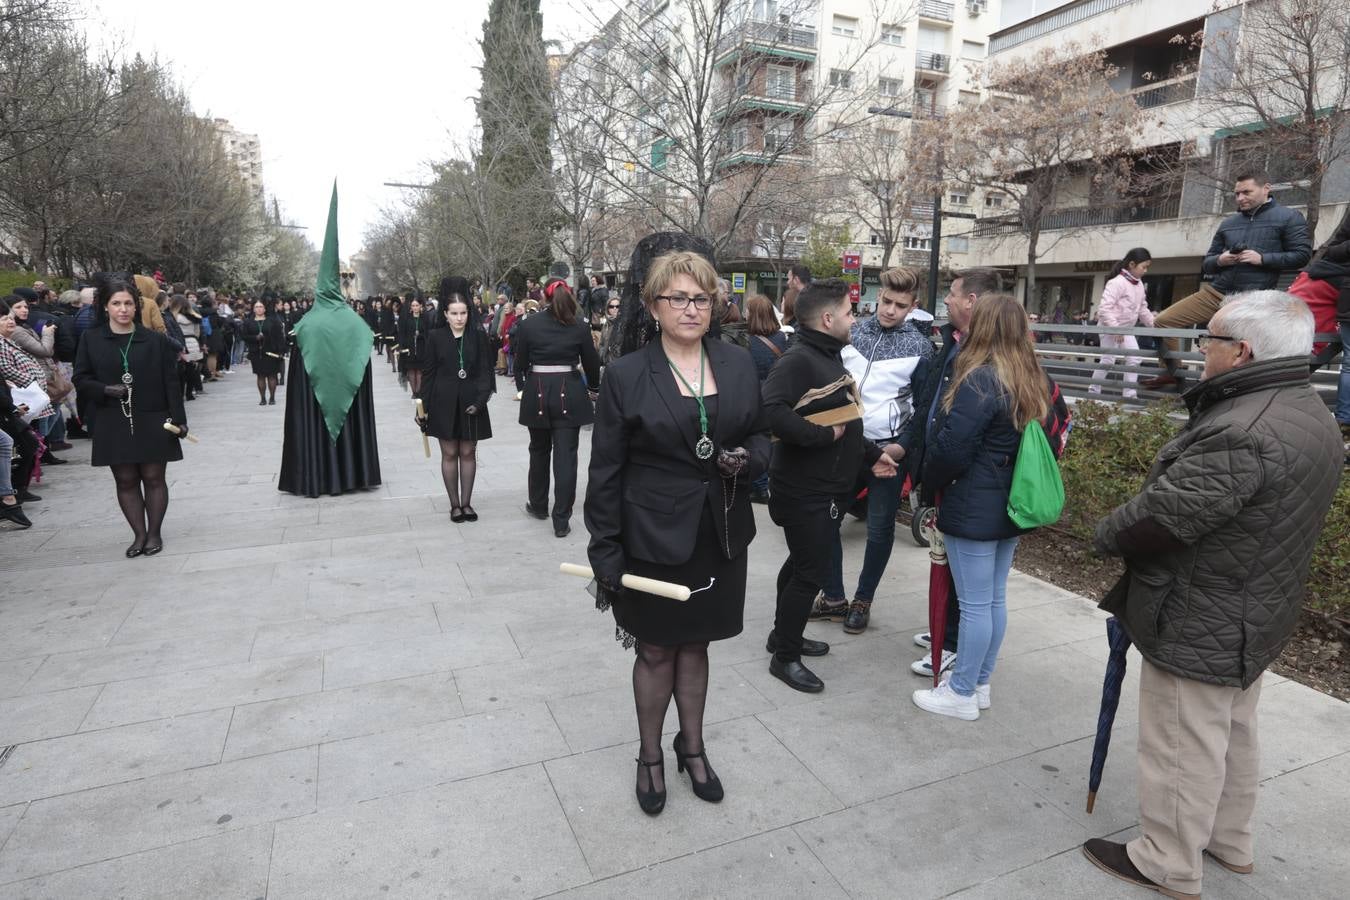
[1091,248,1155,399]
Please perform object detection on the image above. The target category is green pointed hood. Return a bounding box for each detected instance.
[293,182,373,442]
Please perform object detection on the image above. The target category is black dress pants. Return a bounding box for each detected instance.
[528,426,580,528]
[769,493,845,663]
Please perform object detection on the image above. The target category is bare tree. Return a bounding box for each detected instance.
[948,42,1141,301]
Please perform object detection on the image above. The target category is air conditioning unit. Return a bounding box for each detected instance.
[931,53,949,71]
[967,0,987,15]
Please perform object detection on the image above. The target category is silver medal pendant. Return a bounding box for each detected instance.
[695,435,714,460]
[829,500,840,520]
[458,369,467,379]
[121,372,133,385]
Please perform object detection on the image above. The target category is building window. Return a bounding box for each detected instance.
[958,90,980,107]
[904,236,932,251]
[878,128,900,149]
[949,191,969,206]
[881,24,905,46]
[984,194,1004,209]
[831,14,858,37]
[764,117,794,152]
[829,68,853,89]
[947,235,970,253]
[917,25,947,52]
[878,77,904,98]
[726,125,748,153]
[766,65,796,101]
[961,41,986,59]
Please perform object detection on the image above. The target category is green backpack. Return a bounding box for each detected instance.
[1007,421,1065,529]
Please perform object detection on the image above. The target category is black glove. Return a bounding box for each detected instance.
[716,446,749,478]
[103,384,128,400]
[171,422,188,437]
[414,416,429,434]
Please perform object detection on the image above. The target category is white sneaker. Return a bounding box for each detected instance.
[939,673,991,710]
[912,681,979,721]
[913,631,931,649]
[910,650,956,677]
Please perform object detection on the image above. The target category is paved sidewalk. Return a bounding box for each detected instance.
[0,357,1345,899]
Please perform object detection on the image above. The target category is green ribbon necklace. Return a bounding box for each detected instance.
[666,346,714,460]
[116,329,135,433]
[454,330,467,379]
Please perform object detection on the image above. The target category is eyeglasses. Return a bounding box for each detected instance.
[1196,333,1239,350]
[607,303,621,310]
[655,294,713,310]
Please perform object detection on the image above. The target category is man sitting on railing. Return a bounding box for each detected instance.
[1143,172,1310,390]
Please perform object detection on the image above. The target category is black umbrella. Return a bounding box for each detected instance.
[1086,615,1132,813]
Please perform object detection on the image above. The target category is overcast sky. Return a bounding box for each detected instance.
[91,0,598,259]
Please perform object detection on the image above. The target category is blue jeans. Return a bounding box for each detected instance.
[0,429,14,497]
[945,534,1019,696]
[1337,322,1350,424]
[854,468,904,601]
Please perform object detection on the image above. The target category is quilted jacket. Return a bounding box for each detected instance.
[1095,357,1342,688]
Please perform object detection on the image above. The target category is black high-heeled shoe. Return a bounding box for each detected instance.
[635,756,666,816]
[673,732,723,803]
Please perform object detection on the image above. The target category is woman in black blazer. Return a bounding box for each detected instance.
[584,250,770,816]
[73,273,188,558]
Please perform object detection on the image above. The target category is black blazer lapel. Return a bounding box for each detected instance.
[706,338,740,448]
[645,339,701,458]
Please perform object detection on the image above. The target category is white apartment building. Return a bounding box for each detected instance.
[210,118,265,203]
[970,0,1350,320]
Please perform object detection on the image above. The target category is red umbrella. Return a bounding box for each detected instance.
[922,512,955,688]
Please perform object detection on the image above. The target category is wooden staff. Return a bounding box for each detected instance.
[162,420,199,443]
[414,398,430,458]
[559,563,691,602]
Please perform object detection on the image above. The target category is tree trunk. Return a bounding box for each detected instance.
[1306,165,1323,238]
[1025,232,1039,308]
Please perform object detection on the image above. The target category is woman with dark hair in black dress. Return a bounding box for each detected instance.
[241,299,287,405]
[380,298,400,372]
[73,273,188,557]
[398,296,429,394]
[417,293,493,522]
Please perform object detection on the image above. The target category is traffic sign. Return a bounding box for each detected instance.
[731,272,746,293]
[842,252,861,273]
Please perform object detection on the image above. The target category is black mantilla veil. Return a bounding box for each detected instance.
[612,232,718,359]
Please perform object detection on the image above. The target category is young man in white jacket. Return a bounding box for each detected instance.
[811,267,934,634]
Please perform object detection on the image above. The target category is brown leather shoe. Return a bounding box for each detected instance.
[1082,839,1200,900]
[1204,848,1254,874]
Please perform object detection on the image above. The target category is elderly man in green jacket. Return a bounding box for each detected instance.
[1083,290,1342,899]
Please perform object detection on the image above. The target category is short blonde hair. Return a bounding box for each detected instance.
[641,251,719,305]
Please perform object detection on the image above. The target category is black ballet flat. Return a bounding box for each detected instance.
[268,398,276,405]
[673,732,723,803]
[635,756,666,816]
[142,540,163,556]
[259,399,267,406]
[125,542,145,559]
[450,507,467,523]
[462,506,478,522]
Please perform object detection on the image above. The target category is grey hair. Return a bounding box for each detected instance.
[1216,290,1313,360]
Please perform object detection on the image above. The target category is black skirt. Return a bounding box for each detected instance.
[90,407,183,467]
[611,505,746,647]
[248,351,282,377]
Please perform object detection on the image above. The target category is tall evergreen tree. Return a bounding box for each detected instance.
[477,0,554,285]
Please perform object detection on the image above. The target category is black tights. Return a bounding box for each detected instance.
[111,462,168,550]
[256,374,277,402]
[633,640,712,792]
[438,439,477,509]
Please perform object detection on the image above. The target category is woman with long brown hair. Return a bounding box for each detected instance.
[912,293,1050,721]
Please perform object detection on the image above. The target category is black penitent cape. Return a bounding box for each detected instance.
[278,349,382,497]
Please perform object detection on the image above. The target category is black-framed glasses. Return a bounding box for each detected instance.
[655,294,713,310]
[1196,333,1239,350]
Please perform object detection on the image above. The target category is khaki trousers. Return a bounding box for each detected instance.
[1154,283,1225,369]
[1127,658,1263,896]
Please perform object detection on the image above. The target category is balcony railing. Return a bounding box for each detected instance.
[918,0,956,22]
[972,196,1182,236]
[715,20,818,60]
[915,50,951,73]
[714,83,813,116]
[989,0,1134,54]
[1128,74,1197,110]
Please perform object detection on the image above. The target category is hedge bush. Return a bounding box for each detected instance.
[0,270,72,296]
[1060,399,1348,619]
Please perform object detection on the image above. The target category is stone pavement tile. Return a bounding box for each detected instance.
[0,660,40,699]
[997,596,1112,659]
[549,828,849,900]
[546,716,843,879]
[178,537,332,574]
[756,685,1038,806]
[0,603,132,662]
[314,495,435,521]
[995,727,1141,836]
[304,569,470,618]
[81,654,322,731]
[946,843,1267,900]
[0,686,101,747]
[285,515,416,544]
[981,643,1141,749]
[268,764,590,899]
[731,630,913,711]
[795,764,1089,898]
[507,611,632,658]
[0,747,315,884]
[20,629,256,695]
[222,671,462,760]
[434,585,586,626]
[110,561,277,603]
[452,645,634,715]
[0,822,274,900]
[1243,752,1350,899]
[0,805,25,854]
[317,702,569,807]
[1255,680,1350,781]
[249,603,440,660]
[1005,569,1082,609]
[321,624,521,690]
[546,673,776,755]
[108,591,304,646]
[272,553,420,583]
[47,555,187,592]
[0,710,231,806]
